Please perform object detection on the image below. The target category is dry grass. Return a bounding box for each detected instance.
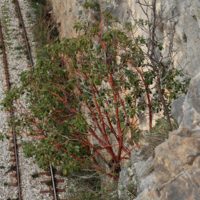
[64,170,119,200]
[141,117,179,160]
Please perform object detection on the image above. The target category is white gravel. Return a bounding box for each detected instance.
[0,0,71,199]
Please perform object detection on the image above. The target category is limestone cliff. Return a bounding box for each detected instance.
[49,0,200,130]
[49,0,84,39]
[118,72,200,199]
[48,1,200,198]
[49,0,200,77]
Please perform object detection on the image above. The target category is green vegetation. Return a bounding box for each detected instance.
[14,46,23,51]
[2,0,189,181]
[0,132,4,141]
[31,172,39,178]
[0,0,191,198]
[45,180,52,186]
[66,170,119,200]
[27,0,59,47]
[141,117,179,159]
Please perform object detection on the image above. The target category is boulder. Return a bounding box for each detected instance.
[140,126,200,200]
[171,94,186,125]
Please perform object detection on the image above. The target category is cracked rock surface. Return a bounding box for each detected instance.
[119,71,200,200]
[143,127,200,200]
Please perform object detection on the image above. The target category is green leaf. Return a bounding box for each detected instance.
[63,169,67,175]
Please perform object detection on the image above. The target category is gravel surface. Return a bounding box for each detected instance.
[0,0,71,199]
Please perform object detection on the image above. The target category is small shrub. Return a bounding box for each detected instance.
[45,181,52,186]
[8,164,16,171]
[142,117,179,159]
[14,46,23,51]
[0,132,4,141]
[31,172,39,178]
[4,182,8,186]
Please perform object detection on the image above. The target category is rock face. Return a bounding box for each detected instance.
[118,149,155,199]
[48,1,200,198]
[180,73,200,131]
[107,0,200,78]
[171,94,185,125]
[49,0,84,39]
[141,128,200,200]
[49,0,200,131]
[118,72,200,199]
[49,0,200,78]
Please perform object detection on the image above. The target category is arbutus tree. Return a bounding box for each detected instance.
[1,0,190,182]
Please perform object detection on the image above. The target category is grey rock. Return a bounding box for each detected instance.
[171,94,186,125]
[50,0,200,78]
[78,10,83,15]
[134,156,154,181]
[131,149,144,164]
[118,153,154,199]
[180,73,200,131]
[118,166,133,199]
[127,72,200,200]
[118,69,200,199]
[139,173,154,193]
